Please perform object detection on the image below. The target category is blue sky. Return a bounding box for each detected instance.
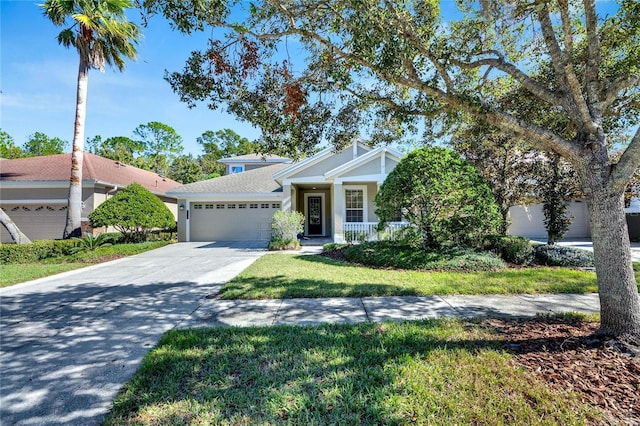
[1,0,261,156]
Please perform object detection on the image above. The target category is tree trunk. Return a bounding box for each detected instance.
[587,187,640,337]
[0,209,32,244]
[64,58,89,238]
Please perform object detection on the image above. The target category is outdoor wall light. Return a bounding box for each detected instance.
[179,204,185,211]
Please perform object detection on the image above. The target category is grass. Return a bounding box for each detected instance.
[0,241,170,288]
[219,253,607,299]
[105,319,600,425]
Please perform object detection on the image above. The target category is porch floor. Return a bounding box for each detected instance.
[299,236,333,246]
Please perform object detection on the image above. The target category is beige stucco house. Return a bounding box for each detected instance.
[169,142,405,243]
[0,153,180,243]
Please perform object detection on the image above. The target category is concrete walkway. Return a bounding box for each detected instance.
[0,241,602,426]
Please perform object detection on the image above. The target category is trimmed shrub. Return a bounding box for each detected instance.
[89,183,175,243]
[344,241,506,271]
[532,245,595,267]
[0,239,78,264]
[480,235,532,265]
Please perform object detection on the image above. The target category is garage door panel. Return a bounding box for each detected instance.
[189,202,278,241]
[508,201,590,240]
[1,204,67,243]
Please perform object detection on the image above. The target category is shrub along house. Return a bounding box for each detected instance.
[0,153,180,243]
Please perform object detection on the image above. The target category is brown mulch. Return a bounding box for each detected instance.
[484,318,640,425]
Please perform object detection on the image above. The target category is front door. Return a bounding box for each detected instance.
[307,196,323,235]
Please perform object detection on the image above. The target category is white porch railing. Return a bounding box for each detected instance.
[343,221,410,243]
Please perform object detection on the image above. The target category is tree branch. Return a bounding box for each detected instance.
[537,0,595,132]
[583,0,603,107]
[611,127,640,191]
[448,55,565,107]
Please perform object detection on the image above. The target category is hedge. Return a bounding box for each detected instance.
[0,240,78,264]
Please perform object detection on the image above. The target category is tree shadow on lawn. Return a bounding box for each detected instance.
[105,320,595,425]
[219,273,423,299]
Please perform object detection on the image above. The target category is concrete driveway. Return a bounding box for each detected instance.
[0,241,267,426]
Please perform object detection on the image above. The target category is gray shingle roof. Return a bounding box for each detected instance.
[168,163,289,195]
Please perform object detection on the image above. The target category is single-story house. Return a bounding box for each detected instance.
[0,153,180,243]
[168,142,405,242]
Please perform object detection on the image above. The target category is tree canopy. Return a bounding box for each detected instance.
[23,132,67,156]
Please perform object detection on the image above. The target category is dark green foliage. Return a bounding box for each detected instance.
[344,241,506,271]
[88,183,175,243]
[0,239,78,264]
[541,155,575,245]
[532,245,595,268]
[23,131,67,156]
[375,147,501,249]
[323,243,347,252]
[480,235,532,265]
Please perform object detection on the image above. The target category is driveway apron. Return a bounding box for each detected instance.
[0,242,266,426]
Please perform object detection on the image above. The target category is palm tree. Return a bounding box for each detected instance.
[40,0,140,238]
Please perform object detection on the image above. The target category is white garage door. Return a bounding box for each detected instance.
[508,201,590,240]
[1,204,67,243]
[189,201,279,241]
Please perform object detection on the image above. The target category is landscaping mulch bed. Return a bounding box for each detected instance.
[485,318,640,425]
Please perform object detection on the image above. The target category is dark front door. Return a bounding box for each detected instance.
[307,196,322,235]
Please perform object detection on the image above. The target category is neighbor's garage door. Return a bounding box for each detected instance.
[189,201,280,241]
[0,204,67,243]
[508,200,590,239]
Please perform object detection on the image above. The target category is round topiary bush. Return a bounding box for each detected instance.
[88,183,175,243]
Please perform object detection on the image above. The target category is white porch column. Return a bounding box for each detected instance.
[282,182,292,211]
[333,182,344,243]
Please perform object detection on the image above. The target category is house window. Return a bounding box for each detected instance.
[193,204,203,209]
[272,203,281,209]
[261,203,270,208]
[205,204,214,209]
[345,188,365,222]
[238,204,247,209]
[216,204,225,209]
[228,204,236,209]
[230,165,244,174]
[250,203,258,209]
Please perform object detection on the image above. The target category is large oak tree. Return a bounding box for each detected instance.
[144,0,640,337]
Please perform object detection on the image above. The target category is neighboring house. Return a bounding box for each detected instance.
[507,201,591,240]
[168,142,404,242]
[0,153,180,243]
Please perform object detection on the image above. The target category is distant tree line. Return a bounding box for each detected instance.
[0,125,261,184]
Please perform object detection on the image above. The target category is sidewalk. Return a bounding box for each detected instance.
[180,293,601,328]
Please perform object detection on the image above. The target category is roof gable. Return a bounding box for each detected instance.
[274,142,373,182]
[324,146,403,180]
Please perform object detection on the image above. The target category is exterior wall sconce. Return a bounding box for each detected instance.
[179,204,185,211]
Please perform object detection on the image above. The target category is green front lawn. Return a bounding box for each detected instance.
[219,253,606,299]
[0,241,170,288]
[105,319,599,425]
